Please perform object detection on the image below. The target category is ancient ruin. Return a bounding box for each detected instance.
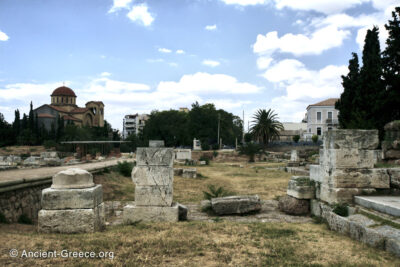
[38,168,105,233]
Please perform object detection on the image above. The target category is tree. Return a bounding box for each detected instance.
[0,112,14,147]
[12,109,20,137]
[238,142,261,162]
[28,101,34,130]
[250,109,283,148]
[382,7,400,122]
[336,53,361,128]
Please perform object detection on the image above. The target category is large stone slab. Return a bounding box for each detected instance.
[41,185,103,210]
[278,195,309,215]
[320,185,376,204]
[149,140,165,147]
[328,168,390,188]
[132,166,173,186]
[136,147,174,167]
[310,165,322,183]
[123,203,179,223]
[182,168,197,178]
[286,176,315,199]
[323,129,379,150]
[175,149,191,160]
[375,225,400,257]
[325,211,350,234]
[354,196,400,217]
[38,203,104,233]
[51,168,95,189]
[347,214,385,248]
[388,168,400,188]
[211,195,261,215]
[134,185,173,206]
[322,148,377,169]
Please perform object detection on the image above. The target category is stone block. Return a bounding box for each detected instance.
[41,157,62,166]
[278,195,309,215]
[182,168,197,178]
[322,148,376,169]
[323,129,379,150]
[132,166,173,186]
[286,176,315,199]
[211,195,261,215]
[134,185,173,206]
[178,203,188,221]
[310,165,322,183]
[175,149,192,160]
[40,151,58,158]
[290,150,299,162]
[320,185,376,204]
[38,203,104,233]
[123,203,179,223]
[326,211,350,234]
[328,168,390,188]
[376,225,400,257]
[310,199,321,217]
[41,185,103,210]
[136,147,174,167]
[347,214,385,248]
[385,150,400,159]
[388,168,400,188]
[51,168,95,189]
[149,140,165,147]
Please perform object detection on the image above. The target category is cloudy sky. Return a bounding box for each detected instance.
[0,0,397,131]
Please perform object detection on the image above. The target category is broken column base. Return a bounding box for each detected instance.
[319,185,376,204]
[123,203,179,223]
[38,203,105,233]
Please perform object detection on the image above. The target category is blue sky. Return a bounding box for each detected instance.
[0,0,397,131]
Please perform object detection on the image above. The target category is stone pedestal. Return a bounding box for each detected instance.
[38,168,105,233]
[123,141,179,223]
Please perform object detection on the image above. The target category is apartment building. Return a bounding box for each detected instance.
[122,113,149,139]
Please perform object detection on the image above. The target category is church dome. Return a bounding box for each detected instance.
[51,86,77,97]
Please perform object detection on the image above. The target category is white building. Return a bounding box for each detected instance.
[122,114,149,139]
[278,122,307,141]
[305,98,339,139]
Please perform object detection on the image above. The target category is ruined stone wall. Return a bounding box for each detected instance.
[0,179,51,223]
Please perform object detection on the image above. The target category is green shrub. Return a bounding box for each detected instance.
[185,159,195,166]
[292,135,300,143]
[201,141,210,151]
[332,203,349,217]
[312,135,319,143]
[238,143,261,162]
[117,161,134,177]
[43,140,57,149]
[213,150,219,158]
[0,212,8,224]
[203,184,235,200]
[199,156,210,165]
[18,214,33,225]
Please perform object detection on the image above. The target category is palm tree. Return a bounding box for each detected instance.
[250,109,284,148]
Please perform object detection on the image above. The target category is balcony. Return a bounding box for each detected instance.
[326,118,339,125]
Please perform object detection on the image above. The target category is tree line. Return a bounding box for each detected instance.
[336,7,400,138]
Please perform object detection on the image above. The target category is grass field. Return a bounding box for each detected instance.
[1,161,400,266]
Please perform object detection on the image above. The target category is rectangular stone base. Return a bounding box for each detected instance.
[38,203,104,233]
[123,203,179,223]
[320,185,376,204]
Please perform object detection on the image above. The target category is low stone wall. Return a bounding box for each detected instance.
[0,177,52,223]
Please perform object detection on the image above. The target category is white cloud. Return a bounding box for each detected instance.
[253,26,350,56]
[0,30,9,41]
[158,48,172,53]
[220,0,268,6]
[205,24,217,31]
[101,72,111,77]
[157,72,260,94]
[176,49,185,54]
[168,62,178,67]
[202,60,221,67]
[127,4,154,26]
[256,57,273,69]
[108,0,132,13]
[147,58,164,63]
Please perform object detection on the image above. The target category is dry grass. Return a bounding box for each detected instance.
[1,221,399,266]
[2,161,400,266]
[0,146,47,156]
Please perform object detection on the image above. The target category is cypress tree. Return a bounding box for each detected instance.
[382,7,400,122]
[29,101,34,130]
[336,53,361,128]
[13,109,20,137]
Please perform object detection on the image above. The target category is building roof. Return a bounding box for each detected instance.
[37,113,55,118]
[86,101,104,106]
[307,98,339,109]
[48,105,68,112]
[51,86,77,97]
[62,115,82,122]
[70,107,89,113]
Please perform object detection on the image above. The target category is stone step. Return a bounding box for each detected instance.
[354,196,400,217]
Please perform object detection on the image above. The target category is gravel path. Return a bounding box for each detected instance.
[0,158,134,183]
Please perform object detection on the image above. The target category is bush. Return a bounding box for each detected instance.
[312,135,319,144]
[17,214,33,225]
[203,184,235,200]
[292,135,300,143]
[201,141,210,151]
[333,203,349,217]
[238,143,261,162]
[43,140,57,149]
[213,150,218,158]
[117,161,134,177]
[185,159,196,166]
[0,212,8,224]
